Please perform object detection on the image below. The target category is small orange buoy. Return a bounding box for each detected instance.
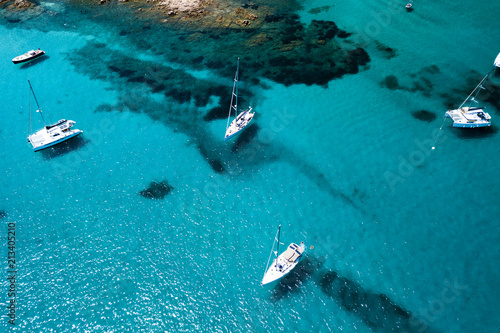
[310,245,314,249]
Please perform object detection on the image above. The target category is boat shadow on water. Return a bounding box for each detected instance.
[41,135,88,160]
[19,55,50,69]
[270,255,324,302]
[231,123,259,153]
[453,125,498,139]
[318,270,434,332]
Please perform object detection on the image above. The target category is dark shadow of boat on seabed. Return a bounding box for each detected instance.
[452,125,498,140]
[19,55,50,69]
[318,270,435,332]
[231,123,259,153]
[41,135,88,160]
[269,256,324,302]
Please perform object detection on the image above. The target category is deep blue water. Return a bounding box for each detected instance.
[1,0,499,331]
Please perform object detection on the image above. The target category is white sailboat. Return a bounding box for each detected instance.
[445,52,500,128]
[261,225,305,286]
[27,80,83,152]
[224,58,255,141]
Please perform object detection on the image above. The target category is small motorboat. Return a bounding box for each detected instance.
[12,49,45,64]
[406,2,413,11]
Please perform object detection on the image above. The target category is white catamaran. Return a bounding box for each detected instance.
[224,58,255,141]
[445,52,500,128]
[261,225,305,286]
[27,80,83,152]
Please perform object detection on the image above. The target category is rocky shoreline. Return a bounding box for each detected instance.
[2,0,370,87]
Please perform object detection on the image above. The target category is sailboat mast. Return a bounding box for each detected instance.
[234,57,239,117]
[275,224,281,267]
[27,80,46,127]
[226,58,240,131]
[459,71,491,109]
[460,53,500,109]
[27,85,32,137]
[262,224,283,283]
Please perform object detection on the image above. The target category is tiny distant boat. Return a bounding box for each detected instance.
[27,80,83,152]
[224,57,255,141]
[445,52,500,128]
[12,49,45,64]
[261,225,305,286]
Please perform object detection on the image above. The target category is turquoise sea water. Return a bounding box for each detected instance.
[1,0,499,331]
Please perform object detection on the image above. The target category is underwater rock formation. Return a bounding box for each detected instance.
[380,66,440,97]
[483,80,500,110]
[411,110,437,122]
[63,0,371,87]
[0,210,6,220]
[319,270,429,332]
[2,0,46,22]
[13,0,33,8]
[139,180,174,199]
[380,75,401,90]
[375,41,397,59]
[207,159,225,174]
[157,0,208,14]
[308,5,331,14]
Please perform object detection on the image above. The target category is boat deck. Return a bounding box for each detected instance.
[261,243,305,285]
[12,49,45,64]
[446,107,491,128]
[224,108,254,141]
[28,120,82,151]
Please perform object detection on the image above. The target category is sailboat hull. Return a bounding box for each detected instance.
[28,119,83,151]
[261,258,300,285]
[31,130,82,151]
[224,108,255,141]
[261,242,305,286]
[452,122,491,128]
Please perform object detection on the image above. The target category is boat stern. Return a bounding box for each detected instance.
[224,108,255,141]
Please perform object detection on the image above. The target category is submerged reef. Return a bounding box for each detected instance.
[308,5,331,15]
[411,110,437,122]
[380,65,440,97]
[139,180,174,199]
[319,270,430,332]
[375,41,397,60]
[0,210,6,220]
[1,0,45,22]
[440,70,500,110]
[482,80,500,111]
[50,0,369,87]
